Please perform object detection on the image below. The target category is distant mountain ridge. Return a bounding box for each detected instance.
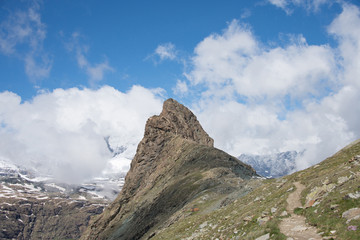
[238,151,298,178]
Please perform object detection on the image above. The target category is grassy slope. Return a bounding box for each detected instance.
[297,139,360,239]
[151,140,360,240]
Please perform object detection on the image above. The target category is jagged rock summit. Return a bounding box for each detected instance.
[146,98,214,147]
[81,98,257,240]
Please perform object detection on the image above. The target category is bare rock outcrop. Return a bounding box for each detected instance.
[145,98,214,147]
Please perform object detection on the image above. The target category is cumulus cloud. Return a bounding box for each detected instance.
[188,20,336,102]
[66,32,114,85]
[0,0,52,81]
[182,4,360,171]
[0,86,163,183]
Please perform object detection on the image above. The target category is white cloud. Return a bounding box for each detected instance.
[268,0,330,14]
[24,53,52,79]
[155,42,177,61]
[328,3,360,88]
[0,86,163,183]
[0,0,52,81]
[268,0,289,10]
[241,9,252,19]
[188,20,257,90]
[235,40,336,100]
[188,21,336,102]
[268,0,293,14]
[66,32,114,84]
[86,61,114,82]
[173,80,189,96]
[184,4,360,171]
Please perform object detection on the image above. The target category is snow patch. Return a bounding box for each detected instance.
[45,183,66,192]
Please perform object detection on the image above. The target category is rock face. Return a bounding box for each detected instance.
[81,98,257,240]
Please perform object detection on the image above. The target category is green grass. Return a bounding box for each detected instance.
[293,207,305,215]
[152,176,295,239]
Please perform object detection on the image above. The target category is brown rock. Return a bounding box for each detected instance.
[146,98,214,147]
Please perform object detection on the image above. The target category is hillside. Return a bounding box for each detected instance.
[148,139,360,239]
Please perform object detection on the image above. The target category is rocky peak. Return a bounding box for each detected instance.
[145,98,214,147]
[125,99,214,198]
[81,98,257,240]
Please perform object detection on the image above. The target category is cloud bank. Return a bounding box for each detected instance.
[181,4,360,170]
[0,86,163,183]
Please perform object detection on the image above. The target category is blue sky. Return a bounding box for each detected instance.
[0,0,349,99]
[1,0,360,182]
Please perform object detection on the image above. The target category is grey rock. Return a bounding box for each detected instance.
[271,207,277,214]
[255,233,270,240]
[342,208,360,223]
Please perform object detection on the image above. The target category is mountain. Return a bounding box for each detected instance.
[0,161,107,239]
[80,98,258,240]
[81,99,360,240]
[0,158,124,239]
[0,158,125,201]
[238,151,298,178]
[3,98,360,239]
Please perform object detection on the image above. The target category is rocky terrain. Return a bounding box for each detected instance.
[80,98,258,240]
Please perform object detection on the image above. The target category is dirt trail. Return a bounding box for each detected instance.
[279,182,323,240]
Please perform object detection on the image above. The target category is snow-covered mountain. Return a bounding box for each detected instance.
[238,151,299,178]
[0,139,130,240]
[0,135,137,201]
[0,157,108,240]
[0,157,125,201]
